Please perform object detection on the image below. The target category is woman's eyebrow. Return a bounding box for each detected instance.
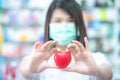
[52,17,61,19]
[68,18,74,21]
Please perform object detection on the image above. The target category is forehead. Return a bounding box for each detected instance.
[51,8,71,19]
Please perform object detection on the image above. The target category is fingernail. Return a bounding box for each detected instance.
[72,40,75,42]
[54,40,58,43]
[85,36,87,39]
[72,40,77,42]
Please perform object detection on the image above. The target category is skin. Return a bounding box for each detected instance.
[19,8,113,80]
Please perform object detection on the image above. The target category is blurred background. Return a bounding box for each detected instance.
[0,0,120,80]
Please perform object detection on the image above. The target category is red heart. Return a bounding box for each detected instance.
[54,51,72,68]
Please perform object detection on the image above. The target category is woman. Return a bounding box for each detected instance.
[19,0,113,80]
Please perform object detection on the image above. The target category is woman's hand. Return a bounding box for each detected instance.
[29,41,58,73]
[65,37,98,76]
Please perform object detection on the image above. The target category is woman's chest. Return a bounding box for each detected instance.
[39,69,90,80]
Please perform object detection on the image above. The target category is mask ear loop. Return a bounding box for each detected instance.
[50,41,57,50]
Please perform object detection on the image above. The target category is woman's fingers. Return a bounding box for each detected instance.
[72,39,90,59]
[46,41,58,51]
[72,40,85,52]
[41,41,57,52]
[40,41,53,51]
[44,48,58,60]
[66,43,77,56]
[84,37,90,51]
[33,41,42,52]
[66,43,82,61]
[32,41,58,60]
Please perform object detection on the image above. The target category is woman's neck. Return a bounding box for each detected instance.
[56,45,67,51]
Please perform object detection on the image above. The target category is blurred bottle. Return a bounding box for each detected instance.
[0,25,4,55]
[9,61,17,80]
[0,25,4,43]
[0,55,6,80]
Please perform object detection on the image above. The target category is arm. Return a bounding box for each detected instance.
[95,63,113,80]
[64,37,113,80]
[19,41,58,80]
[19,56,35,80]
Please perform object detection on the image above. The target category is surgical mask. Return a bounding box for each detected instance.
[49,22,77,46]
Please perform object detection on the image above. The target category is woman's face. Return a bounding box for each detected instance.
[50,8,74,23]
[49,8,77,46]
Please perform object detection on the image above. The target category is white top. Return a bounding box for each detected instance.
[33,52,109,80]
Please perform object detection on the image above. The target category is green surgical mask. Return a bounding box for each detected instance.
[49,22,77,46]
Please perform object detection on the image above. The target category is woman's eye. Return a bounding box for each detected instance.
[51,19,61,22]
[55,20,61,22]
[69,19,74,22]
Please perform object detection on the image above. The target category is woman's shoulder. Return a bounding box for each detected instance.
[91,52,110,65]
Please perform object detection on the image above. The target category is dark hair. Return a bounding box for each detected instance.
[44,0,87,46]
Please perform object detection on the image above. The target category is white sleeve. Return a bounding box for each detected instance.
[92,52,110,66]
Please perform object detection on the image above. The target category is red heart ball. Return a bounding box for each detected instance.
[54,51,72,68]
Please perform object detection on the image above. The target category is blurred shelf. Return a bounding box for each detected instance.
[83,8,117,22]
[0,7,43,11]
[3,41,35,45]
[0,0,120,79]
[1,23,42,27]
